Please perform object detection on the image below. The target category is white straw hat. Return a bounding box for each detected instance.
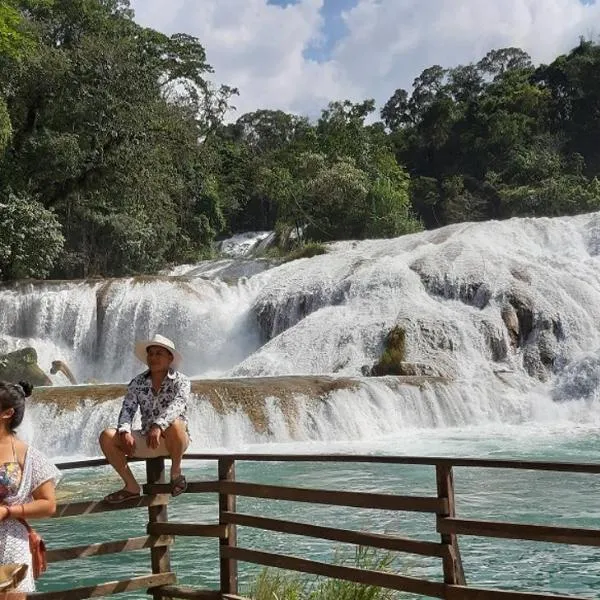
[134,334,182,369]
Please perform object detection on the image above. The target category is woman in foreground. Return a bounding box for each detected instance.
[0,380,61,592]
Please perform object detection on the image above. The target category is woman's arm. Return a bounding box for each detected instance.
[0,480,57,521]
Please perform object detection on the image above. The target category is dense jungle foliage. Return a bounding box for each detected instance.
[1,0,599,279]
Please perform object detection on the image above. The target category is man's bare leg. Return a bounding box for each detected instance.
[162,418,189,481]
[99,428,141,494]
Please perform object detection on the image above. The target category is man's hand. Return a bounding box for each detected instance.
[0,505,10,521]
[147,426,162,450]
[119,431,136,456]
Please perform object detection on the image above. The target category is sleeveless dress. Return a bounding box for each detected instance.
[0,444,61,592]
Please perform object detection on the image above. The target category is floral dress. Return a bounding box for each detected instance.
[0,444,61,592]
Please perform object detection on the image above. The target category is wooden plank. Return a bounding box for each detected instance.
[445,584,592,600]
[222,511,446,557]
[55,457,146,470]
[11,573,176,600]
[219,458,238,597]
[222,596,252,600]
[54,494,169,518]
[438,517,600,547]
[47,535,173,563]
[181,453,600,474]
[146,458,171,600]
[221,481,446,513]
[54,454,600,475]
[436,465,466,585]
[144,481,220,495]
[222,547,445,598]
[147,522,226,537]
[153,586,220,599]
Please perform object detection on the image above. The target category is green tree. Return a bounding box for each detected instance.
[0,190,64,280]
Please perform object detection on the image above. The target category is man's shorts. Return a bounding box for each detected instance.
[121,430,190,459]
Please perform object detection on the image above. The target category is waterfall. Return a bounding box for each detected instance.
[3,213,600,455]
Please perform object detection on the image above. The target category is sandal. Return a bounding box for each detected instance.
[170,474,187,497]
[103,489,141,504]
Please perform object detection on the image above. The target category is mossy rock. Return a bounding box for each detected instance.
[0,348,52,386]
[371,327,406,376]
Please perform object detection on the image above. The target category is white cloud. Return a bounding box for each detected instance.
[130,0,600,120]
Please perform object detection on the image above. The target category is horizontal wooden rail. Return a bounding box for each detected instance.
[47,535,173,563]
[221,481,446,513]
[54,454,600,474]
[221,546,446,598]
[8,573,176,600]
[154,586,220,599]
[143,481,220,495]
[223,511,446,557]
[181,454,600,474]
[53,494,169,518]
[445,584,592,600]
[147,522,226,537]
[438,517,600,547]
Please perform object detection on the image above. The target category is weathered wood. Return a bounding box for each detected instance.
[46,535,173,563]
[220,481,446,513]
[438,517,600,547]
[222,511,446,557]
[146,458,172,600]
[144,481,220,495]
[11,573,176,600]
[219,458,238,597]
[54,494,169,518]
[445,584,593,600]
[54,454,600,474]
[436,465,466,586]
[181,454,600,474]
[221,546,446,598]
[147,522,226,537]
[152,586,220,599]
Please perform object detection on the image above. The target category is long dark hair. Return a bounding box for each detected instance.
[0,380,33,433]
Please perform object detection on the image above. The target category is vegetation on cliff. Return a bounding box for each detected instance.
[1,1,600,280]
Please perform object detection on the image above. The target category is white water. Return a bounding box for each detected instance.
[3,213,600,454]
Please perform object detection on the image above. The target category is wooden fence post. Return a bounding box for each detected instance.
[146,457,171,600]
[219,457,238,596]
[436,464,466,586]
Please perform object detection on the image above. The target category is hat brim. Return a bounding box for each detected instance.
[134,340,182,369]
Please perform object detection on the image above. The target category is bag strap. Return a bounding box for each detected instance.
[17,518,32,533]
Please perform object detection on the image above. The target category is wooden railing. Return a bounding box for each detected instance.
[7,454,600,600]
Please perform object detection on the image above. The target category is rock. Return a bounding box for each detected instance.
[370,327,406,376]
[501,304,520,348]
[477,319,509,362]
[0,348,52,386]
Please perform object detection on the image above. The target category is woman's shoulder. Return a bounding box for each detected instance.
[13,437,28,463]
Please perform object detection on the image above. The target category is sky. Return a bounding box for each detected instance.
[129,0,600,121]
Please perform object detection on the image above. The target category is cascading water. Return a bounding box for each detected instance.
[3,215,600,457]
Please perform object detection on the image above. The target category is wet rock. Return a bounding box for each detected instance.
[501,304,519,348]
[477,319,509,362]
[0,348,52,386]
[253,282,351,342]
[370,327,406,376]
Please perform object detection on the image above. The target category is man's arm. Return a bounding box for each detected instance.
[153,377,190,431]
[117,382,140,433]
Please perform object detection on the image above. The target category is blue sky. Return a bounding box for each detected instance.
[268,0,359,62]
[131,0,600,119]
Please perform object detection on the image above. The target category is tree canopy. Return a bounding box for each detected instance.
[1,1,599,280]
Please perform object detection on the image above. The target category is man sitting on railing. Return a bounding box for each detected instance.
[99,334,190,503]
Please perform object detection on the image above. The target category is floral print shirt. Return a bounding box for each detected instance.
[117,369,190,435]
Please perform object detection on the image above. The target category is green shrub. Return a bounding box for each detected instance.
[247,547,403,600]
[370,327,406,376]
